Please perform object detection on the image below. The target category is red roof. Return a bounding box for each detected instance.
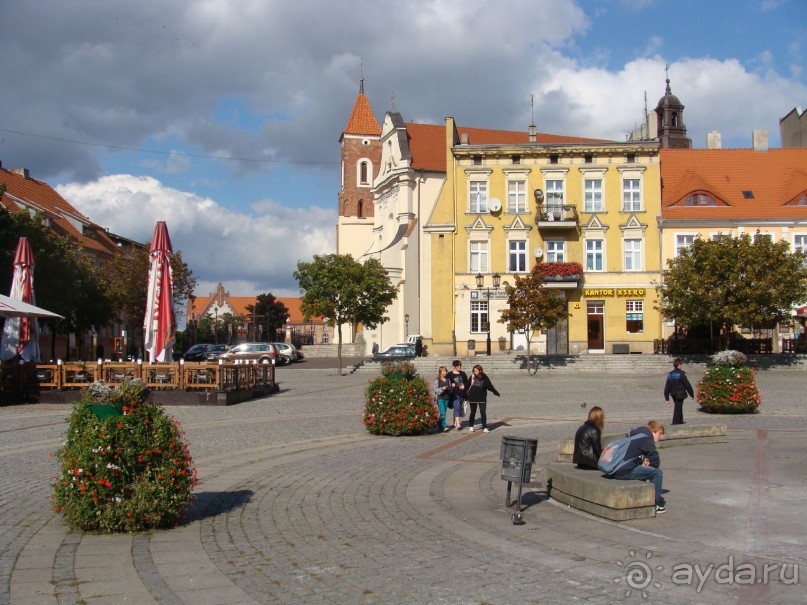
[661,149,807,220]
[343,93,381,137]
[0,166,120,257]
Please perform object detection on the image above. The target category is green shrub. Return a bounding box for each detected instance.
[380,360,416,377]
[363,373,438,436]
[696,350,761,414]
[53,379,197,533]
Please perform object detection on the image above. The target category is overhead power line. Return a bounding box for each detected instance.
[0,127,338,166]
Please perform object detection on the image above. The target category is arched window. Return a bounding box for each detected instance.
[683,193,717,206]
[671,113,679,127]
[357,160,373,186]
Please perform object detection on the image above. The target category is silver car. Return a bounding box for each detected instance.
[272,342,301,364]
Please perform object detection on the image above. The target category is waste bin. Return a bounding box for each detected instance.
[499,435,538,483]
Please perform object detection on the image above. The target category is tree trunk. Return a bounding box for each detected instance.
[336,323,343,376]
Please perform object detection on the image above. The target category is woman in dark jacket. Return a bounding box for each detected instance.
[466,364,500,433]
[573,406,605,469]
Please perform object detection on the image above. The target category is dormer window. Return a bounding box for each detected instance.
[684,193,717,206]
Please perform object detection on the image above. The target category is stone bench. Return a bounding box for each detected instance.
[549,423,727,521]
[547,463,656,520]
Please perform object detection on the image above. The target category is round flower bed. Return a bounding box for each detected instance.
[53,379,197,533]
[363,366,438,436]
[696,350,761,414]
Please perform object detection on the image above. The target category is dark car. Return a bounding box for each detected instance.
[204,344,228,360]
[183,343,212,361]
[372,344,416,361]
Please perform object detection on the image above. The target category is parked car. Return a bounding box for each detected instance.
[182,343,212,361]
[272,342,302,364]
[216,342,279,364]
[204,344,228,360]
[372,344,416,361]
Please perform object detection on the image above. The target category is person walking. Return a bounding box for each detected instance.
[433,366,453,433]
[415,337,423,358]
[573,406,605,470]
[466,364,500,433]
[612,420,667,513]
[664,358,694,425]
[448,360,468,430]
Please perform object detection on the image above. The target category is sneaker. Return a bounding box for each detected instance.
[655,505,666,514]
[469,427,475,432]
[482,428,490,433]
[443,427,450,433]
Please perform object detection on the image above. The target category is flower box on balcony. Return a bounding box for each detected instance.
[534,261,584,279]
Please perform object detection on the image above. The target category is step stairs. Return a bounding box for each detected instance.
[351,353,807,375]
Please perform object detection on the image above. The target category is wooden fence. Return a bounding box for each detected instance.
[0,360,275,394]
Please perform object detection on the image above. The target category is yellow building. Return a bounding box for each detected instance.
[428,118,663,356]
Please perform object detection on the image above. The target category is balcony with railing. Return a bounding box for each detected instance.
[536,204,578,228]
[534,261,583,289]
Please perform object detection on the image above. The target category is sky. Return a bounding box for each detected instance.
[1,0,805,301]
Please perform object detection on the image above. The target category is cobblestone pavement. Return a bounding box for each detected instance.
[1,367,805,604]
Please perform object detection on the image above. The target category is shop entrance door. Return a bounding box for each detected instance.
[587,301,604,352]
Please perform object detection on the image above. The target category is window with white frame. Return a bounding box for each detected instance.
[586,239,604,272]
[470,181,488,213]
[546,180,564,207]
[358,160,371,186]
[546,240,565,263]
[711,231,732,241]
[509,240,528,273]
[470,241,488,273]
[584,179,603,212]
[623,239,642,271]
[754,232,773,243]
[471,300,487,333]
[622,179,641,211]
[675,234,695,256]
[794,234,807,254]
[507,180,527,213]
[626,300,644,334]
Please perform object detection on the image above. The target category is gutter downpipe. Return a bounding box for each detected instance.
[448,117,458,356]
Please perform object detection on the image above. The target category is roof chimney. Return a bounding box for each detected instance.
[11,168,30,179]
[706,130,721,149]
[528,124,537,143]
[752,130,768,152]
[460,132,469,145]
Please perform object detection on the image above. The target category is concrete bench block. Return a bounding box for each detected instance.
[547,462,656,521]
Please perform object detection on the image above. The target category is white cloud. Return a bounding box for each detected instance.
[57,175,335,295]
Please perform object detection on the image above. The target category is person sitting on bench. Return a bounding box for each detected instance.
[613,420,667,513]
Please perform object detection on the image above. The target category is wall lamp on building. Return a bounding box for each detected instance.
[405,313,410,337]
[475,272,501,356]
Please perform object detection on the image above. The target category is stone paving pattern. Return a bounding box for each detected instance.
[1,363,805,604]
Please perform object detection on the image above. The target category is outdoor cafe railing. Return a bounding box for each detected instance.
[0,360,276,393]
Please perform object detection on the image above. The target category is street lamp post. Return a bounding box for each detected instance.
[476,272,501,356]
[404,313,410,338]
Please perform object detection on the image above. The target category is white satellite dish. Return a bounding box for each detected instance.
[534,248,543,258]
[488,197,502,213]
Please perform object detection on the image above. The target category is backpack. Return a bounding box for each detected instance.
[597,432,647,476]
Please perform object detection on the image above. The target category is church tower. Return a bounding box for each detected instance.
[654,74,692,149]
[337,77,381,256]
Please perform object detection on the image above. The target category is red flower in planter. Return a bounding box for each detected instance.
[533,261,583,278]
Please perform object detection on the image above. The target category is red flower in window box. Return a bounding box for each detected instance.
[533,261,583,281]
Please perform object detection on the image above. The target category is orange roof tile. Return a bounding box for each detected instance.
[404,123,611,172]
[0,166,120,257]
[660,149,807,220]
[343,93,381,137]
[191,292,320,324]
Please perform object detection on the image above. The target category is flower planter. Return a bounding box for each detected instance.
[388,373,415,381]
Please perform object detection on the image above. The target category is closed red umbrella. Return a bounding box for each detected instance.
[1,237,41,361]
[143,222,176,362]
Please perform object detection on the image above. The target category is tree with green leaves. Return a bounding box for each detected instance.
[656,233,807,350]
[498,268,570,374]
[247,293,289,342]
[294,254,398,375]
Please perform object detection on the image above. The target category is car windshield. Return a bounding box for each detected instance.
[186,344,209,353]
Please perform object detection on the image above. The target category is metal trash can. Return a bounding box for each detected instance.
[499,435,538,483]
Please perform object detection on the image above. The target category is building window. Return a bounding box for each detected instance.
[509,240,527,273]
[470,241,488,273]
[470,181,488,213]
[546,179,564,207]
[626,153,636,163]
[622,179,641,211]
[584,179,603,212]
[794,234,807,254]
[471,300,487,333]
[511,155,521,164]
[359,161,370,185]
[754,232,773,243]
[624,239,642,271]
[549,154,559,165]
[508,180,527,213]
[626,300,644,334]
[684,193,717,206]
[584,154,594,164]
[675,234,695,256]
[472,156,482,166]
[586,239,604,272]
[711,231,732,241]
[546,240,565,262]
